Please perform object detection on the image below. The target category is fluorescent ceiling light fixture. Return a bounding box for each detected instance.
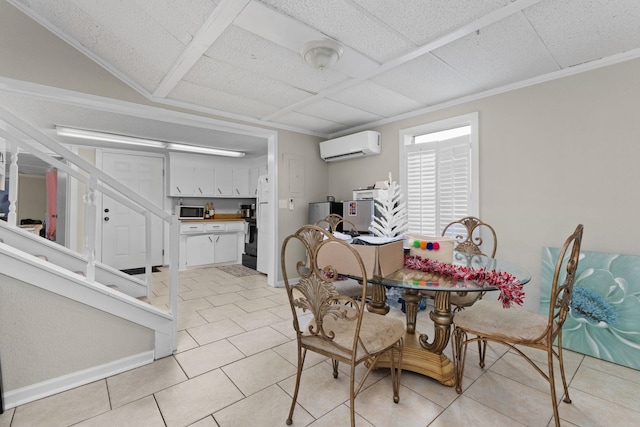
[55,126,244,157]
[56,126,165,148]
[166,143,244,157]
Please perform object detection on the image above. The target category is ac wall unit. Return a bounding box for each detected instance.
[319,130,381,162]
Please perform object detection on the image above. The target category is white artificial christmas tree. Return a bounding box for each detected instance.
[369,173,408,237]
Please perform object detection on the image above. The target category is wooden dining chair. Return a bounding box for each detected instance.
[442,216,497,310]
[420,216,498,311]
[315,213,358,234]
[281,225,404,427]
[452,224,583,427]
[314,214,372,300]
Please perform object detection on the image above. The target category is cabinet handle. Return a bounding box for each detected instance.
[235,189,240,195]
[216,236,220,243]
[208,236,213,242]
[217,188,222,194]
[198,187,203,194]
[176,186,181,193]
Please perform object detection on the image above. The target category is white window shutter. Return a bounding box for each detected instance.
[406,135,471,236]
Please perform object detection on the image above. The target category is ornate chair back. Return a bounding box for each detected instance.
[315,213,359,234]
[452,224,584,427]
[313,215,370,299]
[547,223,584,338]
[436,216,497,310]
[442,216,497,257]
[281,224,404,427]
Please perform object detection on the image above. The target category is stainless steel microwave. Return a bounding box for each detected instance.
[175,205,205,219]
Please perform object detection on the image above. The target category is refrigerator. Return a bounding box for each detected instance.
[342,200,376,233]
[308,201,343,226]
[256,175,270,274]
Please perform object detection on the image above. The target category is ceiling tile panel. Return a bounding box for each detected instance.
[352,0,511,45]
[8,0,640,139]
[294,99,384,128]
[524,0,640,68]
[130,0,219,45]
[257,0,415,62]
[169,81,280,119]
[183,55,312,107]
[270,111,344,134]
[372,53,482,106]
[328,80,424,118]
[15,0,186,92]
[432,12,560,90]
[204,25,349,93]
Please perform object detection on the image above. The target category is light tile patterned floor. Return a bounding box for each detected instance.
[2,265,640,426]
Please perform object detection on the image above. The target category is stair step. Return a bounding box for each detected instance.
[137,295,150,304]
[75,271,86,276]
[36,255,48,261]
[106,284,120,291]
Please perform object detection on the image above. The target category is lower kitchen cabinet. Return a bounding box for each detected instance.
[185,234,215,267]
[179,221,246,270]
[213,233,238,264]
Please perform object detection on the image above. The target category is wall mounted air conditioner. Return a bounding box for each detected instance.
[319,130,381,162]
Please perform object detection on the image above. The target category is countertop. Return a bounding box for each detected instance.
[181,214,247,222]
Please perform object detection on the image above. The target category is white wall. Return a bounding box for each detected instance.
[16,174,46,223]
[327,58,640,310]
[0,274,154,391]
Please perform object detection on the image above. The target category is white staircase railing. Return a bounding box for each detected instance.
[0,104,179,356]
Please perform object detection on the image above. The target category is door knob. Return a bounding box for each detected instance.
[104,208,109,213]
[104,217,110,222]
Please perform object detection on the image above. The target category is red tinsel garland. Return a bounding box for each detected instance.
[404,254,525,308]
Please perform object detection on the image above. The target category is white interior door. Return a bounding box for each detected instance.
[101,152,164,270]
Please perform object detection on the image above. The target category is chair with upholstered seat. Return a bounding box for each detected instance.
[452,224,583,427]
[442,216,497,310]
[421,216,497,311]
[315,214,372,300]
[281,225,404,427]
[315,213,358,234]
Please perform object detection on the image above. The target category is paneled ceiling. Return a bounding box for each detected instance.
[7,0,640,139]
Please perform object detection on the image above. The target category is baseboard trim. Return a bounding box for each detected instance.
[3,350,155,410]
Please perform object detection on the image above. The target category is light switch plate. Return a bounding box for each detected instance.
[288,198,294,211]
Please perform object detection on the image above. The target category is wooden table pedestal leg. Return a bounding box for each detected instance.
[369,289,455,386]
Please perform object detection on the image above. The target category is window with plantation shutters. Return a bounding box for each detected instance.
[400,113,478,237]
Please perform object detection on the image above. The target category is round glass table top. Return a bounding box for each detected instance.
[369,252,531,292]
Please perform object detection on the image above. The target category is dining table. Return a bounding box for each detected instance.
[358,251,531,386]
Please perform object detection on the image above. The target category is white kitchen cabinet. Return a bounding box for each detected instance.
[170,160,196,196]
[178,220,246,270]
[214,165,233,196]
[214,166,250,197]
[232,167,250,196]
[194,164,215,196]
[170,153,255,198]
[213,233,237,263]
[169,154,216,196]
[185,234,215,267]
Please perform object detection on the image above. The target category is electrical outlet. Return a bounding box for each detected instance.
[288,198,294,211]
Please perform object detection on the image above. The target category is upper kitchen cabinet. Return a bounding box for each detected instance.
[169,153,260,198]
[232,167,250,197]
[168,153,215,197]
[214,165,250,197]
